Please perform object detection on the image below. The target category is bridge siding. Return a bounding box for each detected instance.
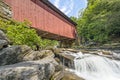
[4,0,76,40]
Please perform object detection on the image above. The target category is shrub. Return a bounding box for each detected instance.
[0,19,58,50]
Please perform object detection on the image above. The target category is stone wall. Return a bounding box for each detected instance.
[0,0,12,20]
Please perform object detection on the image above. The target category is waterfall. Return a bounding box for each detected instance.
[69,52,120,80]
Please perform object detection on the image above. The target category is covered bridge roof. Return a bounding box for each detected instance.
[40,0,77,26]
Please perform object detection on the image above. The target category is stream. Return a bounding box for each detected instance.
[64,50,120,80]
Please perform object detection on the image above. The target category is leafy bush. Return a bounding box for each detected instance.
[72,0,120,44]
[0,19,58,50]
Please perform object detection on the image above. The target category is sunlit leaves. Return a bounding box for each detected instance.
[0,20,58,49]
[75,0,120,44]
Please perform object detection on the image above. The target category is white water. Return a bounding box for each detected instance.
[69,52,120,80]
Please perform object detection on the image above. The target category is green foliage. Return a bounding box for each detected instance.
[0,19,58,49]
[74,0,120,44]
[0,20,10,32]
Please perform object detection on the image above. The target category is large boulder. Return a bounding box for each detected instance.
[0,57,56,80]
[0,45,55,66]
[0,46,21,66]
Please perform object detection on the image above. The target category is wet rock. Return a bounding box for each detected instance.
[0,46,21,66]
[112,52,120,60]
[54,51,75,69]
[55,51,75,61]
[0,57,56,80]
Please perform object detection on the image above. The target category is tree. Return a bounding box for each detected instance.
[75,0,120,44]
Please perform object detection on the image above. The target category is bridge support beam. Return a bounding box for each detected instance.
[59,40,74,48]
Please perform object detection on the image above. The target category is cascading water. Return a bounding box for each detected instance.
[69,52,120,80]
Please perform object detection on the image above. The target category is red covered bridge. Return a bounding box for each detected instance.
[4,0,77,43]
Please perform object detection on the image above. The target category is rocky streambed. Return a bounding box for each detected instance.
[0,30,85,80]
[0,29,120,80]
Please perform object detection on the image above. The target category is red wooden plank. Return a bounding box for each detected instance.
[4,0,76,39]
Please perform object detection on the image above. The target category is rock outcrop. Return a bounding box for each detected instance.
[0,35,55,66]
[0,30,21,66]
[18,45,55,61]
[0,46,21,66]
[0,0,12,20]
[0,30,85,80]
[0,57,56,80]
[0,30,58,80]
